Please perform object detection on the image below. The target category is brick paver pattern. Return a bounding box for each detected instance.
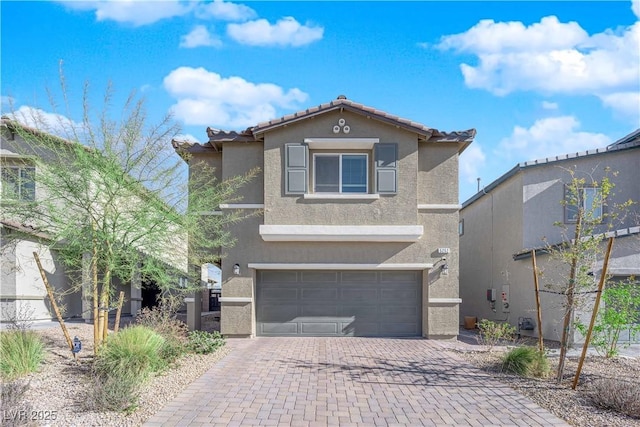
[144,337,570,427]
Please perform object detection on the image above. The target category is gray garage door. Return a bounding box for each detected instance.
[256,270,422,337]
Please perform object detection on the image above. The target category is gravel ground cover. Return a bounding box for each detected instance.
[444,331,640,427]
[2,322,638,426]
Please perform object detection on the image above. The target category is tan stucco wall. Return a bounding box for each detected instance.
[263,111,418,226]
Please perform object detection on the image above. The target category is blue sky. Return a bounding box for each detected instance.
[2,0,639,202]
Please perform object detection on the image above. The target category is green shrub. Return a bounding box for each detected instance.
[477,319,516,350]
[90,325,167,411]
[0,331,44,379]
[94,325,167,380]
[136,296,189,363]
[589,378,640,418]
[502,346,549,377]
[187,330,225,354]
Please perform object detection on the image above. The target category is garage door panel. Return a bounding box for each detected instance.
[341,271,378,283]
[261,271,298,283]
[341,288,378,301]
[260,304,298,321]
[341,321,379,336]
[381,323,419,336]
[381,287,418,301]
[301,271,338,282]
[256,270,421,337]
[301,287,338,300]
[301,322,339,334]
[261,322,298,334]
[260,287,298,300]
[339,305,378,321]
[302,305,338,317]
[380,271,419,283]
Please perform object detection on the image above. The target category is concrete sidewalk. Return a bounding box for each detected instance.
[144,337,569,426]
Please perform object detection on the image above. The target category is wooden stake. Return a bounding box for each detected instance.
[33,252,74,354]
[114,291,125,333]
[572,237,614,390]
[531,250,544,352]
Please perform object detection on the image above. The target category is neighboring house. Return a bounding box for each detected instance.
[0,118,186,323]
[460,129,640,344]
[173,95,476,338]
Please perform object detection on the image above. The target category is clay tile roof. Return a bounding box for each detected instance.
[251,96,443,138]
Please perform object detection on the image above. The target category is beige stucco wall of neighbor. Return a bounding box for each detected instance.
[461,147,640,343]
[213,110,464,338]
[522,150,640,248]
[460,174,526,329]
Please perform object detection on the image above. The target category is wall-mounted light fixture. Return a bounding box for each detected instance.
[441,263,449,276]
[233,263,240,275]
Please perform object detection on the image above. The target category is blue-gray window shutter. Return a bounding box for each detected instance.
[285,144,308,194]
[375,143,397,193]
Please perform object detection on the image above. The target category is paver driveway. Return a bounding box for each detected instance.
[144,338,569,427]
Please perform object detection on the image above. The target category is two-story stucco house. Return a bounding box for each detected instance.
[459,129,640,344]
[174,96,476,339]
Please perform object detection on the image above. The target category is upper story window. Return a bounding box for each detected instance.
[285,142,397,196]
[565,186,603,223]
[1,165,35,202]
[314,153,368,193]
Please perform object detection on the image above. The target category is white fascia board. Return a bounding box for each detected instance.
[218,297,253,303]
[248,263,433,270]
[259,225,423,242]
[428,298,462,304]
[219,204,264,209]
[418,204,461,211]
[304,138,379,150]
[303,194,380,200]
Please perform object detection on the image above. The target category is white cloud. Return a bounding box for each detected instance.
[10,105,84,140]
[496,116,611,162]
[227,17,323,47]
[542,101,559,110]
[459,143,486,186]
[437,15,640,117]
[195,0,256,22]
[180,25,222,48]
[633,0,640,19]
[60,0,193,26]
[599,91,640,121]
[174,133,201,143]
[163,66,308,129]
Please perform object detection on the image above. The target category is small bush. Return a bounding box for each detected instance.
[94,325,167,380]
[589,378,640,419]
[136,296,188,363]
[90,326,167,412]
[477,319,516,349]
[0,331,44,379]
[187,330,225,354]
[502,346,550,378]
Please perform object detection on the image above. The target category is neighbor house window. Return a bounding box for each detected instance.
[1,166,35,201]
[458,219,464,236]
[565,186,603,223]
[313,154,368,193]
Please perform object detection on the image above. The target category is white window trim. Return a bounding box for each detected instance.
[313,152,369,194]
[304,138,379,150]
[259,224,423,242]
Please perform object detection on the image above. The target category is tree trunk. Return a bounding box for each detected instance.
[556,212,583,383]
